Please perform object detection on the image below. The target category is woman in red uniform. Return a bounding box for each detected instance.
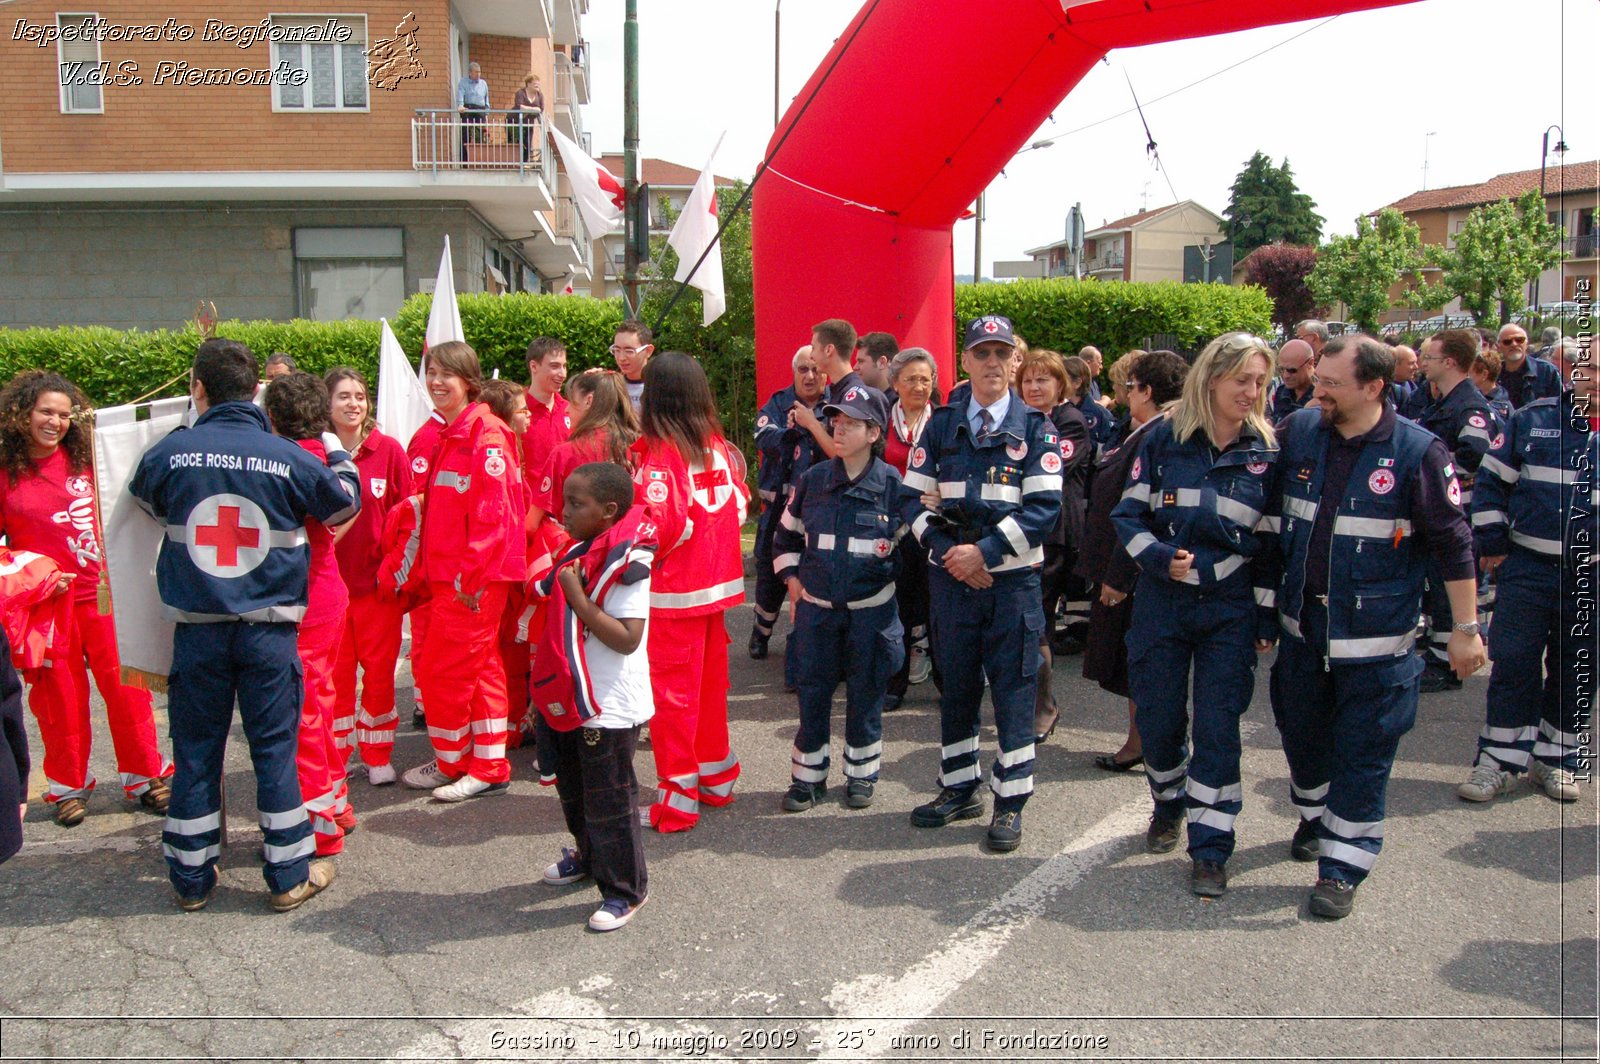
[263,373,359,854]
[480,379,536,751]
[0,371,171,826]
[400,341,527,801]
[326,368,412,786]
[632,353,748,832]
[527,370,640,540]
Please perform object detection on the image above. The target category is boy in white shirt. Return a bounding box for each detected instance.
[532,462,654,931]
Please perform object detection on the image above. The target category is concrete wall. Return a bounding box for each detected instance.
[0,201,504,328]
[1128,204,1225,284]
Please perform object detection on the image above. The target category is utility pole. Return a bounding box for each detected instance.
[973,191,984,283]
[622,0,641,317]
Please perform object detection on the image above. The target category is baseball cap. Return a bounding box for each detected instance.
[823,383,889,430]
[964,315,1016,350]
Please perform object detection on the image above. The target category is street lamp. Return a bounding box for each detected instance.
[1531,124,1568,311]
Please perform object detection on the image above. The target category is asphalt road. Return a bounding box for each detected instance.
[1,581,1594,1063]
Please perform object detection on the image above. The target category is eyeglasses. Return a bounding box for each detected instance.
[609,344,646,356]
[1311,375,1349,390]
[795,366,823,376]
[1498,337,1527,346]
[966,346,1013,362]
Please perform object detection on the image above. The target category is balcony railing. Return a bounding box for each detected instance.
[555,194,592,268]
[411,109,554,188]
[1085,252,1125,274]
[552,55,585,143]
[1567,233,1599,257]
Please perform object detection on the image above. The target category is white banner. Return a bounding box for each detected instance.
[94,397,188,680]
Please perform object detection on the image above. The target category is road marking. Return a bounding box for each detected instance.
[816,798,1149,1059]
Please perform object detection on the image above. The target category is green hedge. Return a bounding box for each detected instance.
[955,279,1275,369]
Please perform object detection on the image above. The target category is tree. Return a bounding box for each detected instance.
[1307,208,1431,333]
[1224,151,1325,257]
[1241,244,1322,331]
[1433,190,1565,325]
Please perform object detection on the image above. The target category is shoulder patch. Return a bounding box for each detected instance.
[1467,413,1487,429]
[1040,450,1062,474]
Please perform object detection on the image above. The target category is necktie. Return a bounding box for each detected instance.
[978,408,994,437]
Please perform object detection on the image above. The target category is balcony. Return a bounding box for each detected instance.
[552,54,585,142]
[1085,250,1125,277]
[570,41,590,103]
[550,0,587,46]
[1566,233,1599,258]
[455,0,552,39]
[413,109,554,182]
[554,194,593,273]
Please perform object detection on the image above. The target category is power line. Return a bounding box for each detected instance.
[1026,16,1340,152]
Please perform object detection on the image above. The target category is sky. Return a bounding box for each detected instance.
[579,0,1596,276]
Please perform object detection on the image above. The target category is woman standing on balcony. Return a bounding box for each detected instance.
[0,371,172,827]
[513,74,544,165]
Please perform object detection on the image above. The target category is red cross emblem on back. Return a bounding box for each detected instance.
[181,493,276,578]
[195,505,260,567]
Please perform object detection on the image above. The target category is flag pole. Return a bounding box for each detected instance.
[622,0,641,318]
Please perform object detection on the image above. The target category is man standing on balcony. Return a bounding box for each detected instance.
[457,62,490,163]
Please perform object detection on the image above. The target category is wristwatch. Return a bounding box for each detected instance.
[1453,621,1481,635]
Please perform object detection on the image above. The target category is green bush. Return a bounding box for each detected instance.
[391,291,625,379]
[955,279,1275,372]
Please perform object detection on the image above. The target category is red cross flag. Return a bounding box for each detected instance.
[668,134,727,327]
[549,126,624,237]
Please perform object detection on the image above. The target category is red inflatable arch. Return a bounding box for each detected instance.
[751,0,1413,401]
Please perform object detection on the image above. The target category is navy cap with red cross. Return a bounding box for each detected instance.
[964,315,1016,350]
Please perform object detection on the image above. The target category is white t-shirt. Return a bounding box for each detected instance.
[584,574,654,729]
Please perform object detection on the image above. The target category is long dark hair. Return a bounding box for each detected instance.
[0,371,94,483]
[568,369,639,466]
[639,351,723,462]
[264,372,332,441]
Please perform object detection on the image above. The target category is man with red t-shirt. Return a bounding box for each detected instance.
[521,337,571,486]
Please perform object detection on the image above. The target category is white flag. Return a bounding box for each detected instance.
[549,126,625,237]
[376,318,432,446]
[668,136,726,327]
[424,235,465,355]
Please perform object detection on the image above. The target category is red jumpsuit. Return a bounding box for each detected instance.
[504,389,570,746]
[333,429,412,769]
[416,403,526,784]
[294,437,352,855]
[0,450,170,804]
[404,414,445,722]
[631,435,748,831]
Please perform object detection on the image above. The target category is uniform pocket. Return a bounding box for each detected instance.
[1373,653,1424,739]
[1020,605,1045,679]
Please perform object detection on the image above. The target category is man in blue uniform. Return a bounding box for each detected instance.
[1268,339,1315,424]
[901,315,1062,852]
[1495,323,1563,409]
[131,339,360,912]
[1415,330,1496,692]
[1460,338,1597,804]
[749,346,825,660]
[1269,335,1484,919]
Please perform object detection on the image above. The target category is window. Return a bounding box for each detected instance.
[57,14,102,113]
[294,227,403,321]
[272,16,368,111]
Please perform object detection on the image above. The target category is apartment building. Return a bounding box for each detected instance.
[1026,201,1228,284]
[0,0,592,328]
[1378,158,1599,322]
[584,154,735,301]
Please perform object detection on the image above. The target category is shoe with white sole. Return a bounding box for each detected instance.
[1529,760,1579,802]
[543,847,590,885]
[367,763,397,786]
[401,760,452,790]
[588,894,647,932]
[1457,762,1515,803]
[431,775,509,802]
[907,645,932,685]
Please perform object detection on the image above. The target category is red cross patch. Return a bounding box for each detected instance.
[66,475,92,498]
[1006,442,1027,461]
[1131,458,1142,481]
[645,481,669,505]
[411,456,428,475]
[184,493,272,578]
[1368,469,1396,495]
[873,539,893,558]
[1248,460,1268,475]
[1468,414,1487,429]
[1040,451,1062,474]
[911,446,927,468]
[983,319,1000,334]
[1060,439,1075,460]
[1447,478,1462,506]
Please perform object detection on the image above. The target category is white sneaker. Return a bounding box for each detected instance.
[908,646,932,685]
[1458,762,1515,802]
[1529,760,1579,802]
[367,763,397,787]
[431,775,509,802]
[401,760,452,790]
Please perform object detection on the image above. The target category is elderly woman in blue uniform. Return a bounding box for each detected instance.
[1110,333,1279,899]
